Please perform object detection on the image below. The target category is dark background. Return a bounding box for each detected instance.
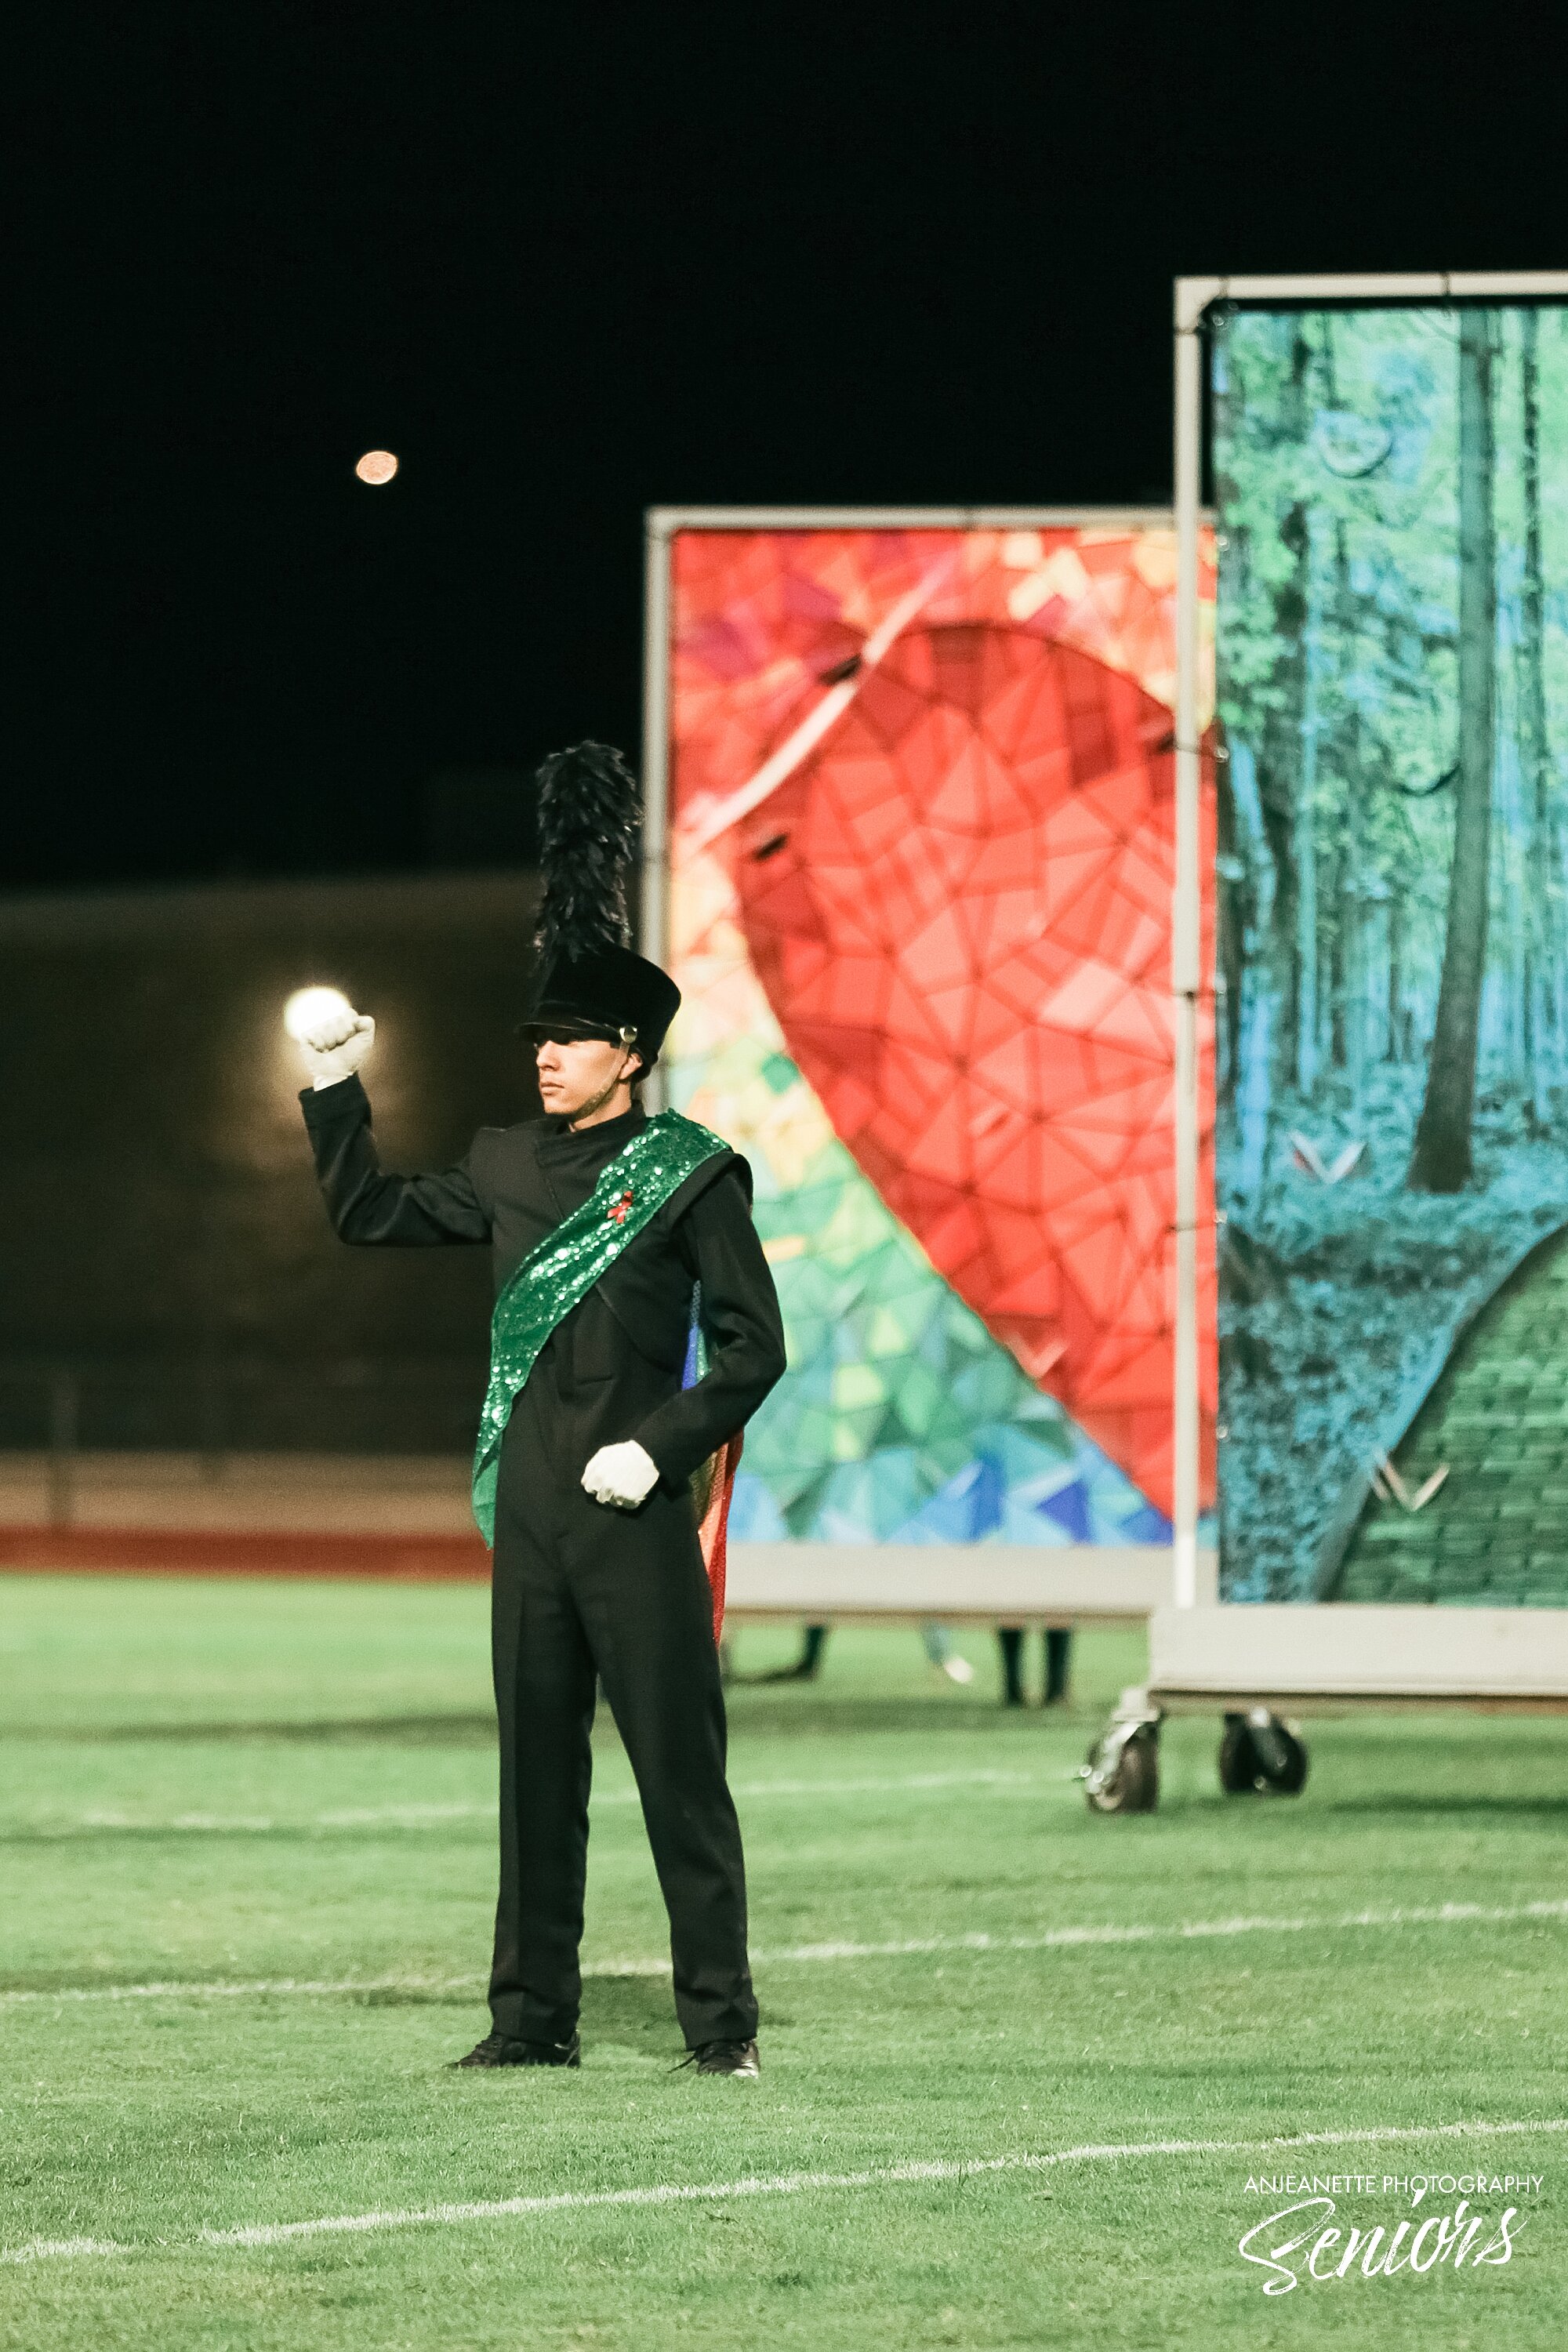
[0,875,534,1446]
[13,4,1568,891]
[7,5,1568,1447]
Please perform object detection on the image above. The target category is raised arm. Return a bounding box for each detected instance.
[301,1074,491,1246]
[296,1006,492,1252]
[632,1163,786,1489]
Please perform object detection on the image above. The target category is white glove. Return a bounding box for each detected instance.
[298,1009,376,1090]
[582,1440,659,1510]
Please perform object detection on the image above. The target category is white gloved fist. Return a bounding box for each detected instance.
[299,1008,376,1090]
[582,1440,659,1510]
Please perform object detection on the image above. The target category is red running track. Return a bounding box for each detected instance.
[0,1526,492,1580]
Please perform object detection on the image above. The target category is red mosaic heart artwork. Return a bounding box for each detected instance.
[728,621,1215,1516]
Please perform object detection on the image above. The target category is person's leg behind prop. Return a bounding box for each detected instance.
[922,1623,975,1683]
[996,1624,1074,1707]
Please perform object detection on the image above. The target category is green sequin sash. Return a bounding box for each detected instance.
[470,1110,730,1544]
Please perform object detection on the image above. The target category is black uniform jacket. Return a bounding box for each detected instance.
[300,1076,786,1490]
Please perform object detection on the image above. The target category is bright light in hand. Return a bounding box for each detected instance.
[284,986,354,1041]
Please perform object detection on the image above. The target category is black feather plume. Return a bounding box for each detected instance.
[532,742,641,963]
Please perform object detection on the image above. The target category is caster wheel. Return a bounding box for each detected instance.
[1218,1714,1261,1793]
[1084,1722,1160,1814]
[1218,1711,1308,1796]
[1254,1716,1308,1795]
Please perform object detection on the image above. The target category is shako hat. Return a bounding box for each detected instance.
[521,742,681,1063]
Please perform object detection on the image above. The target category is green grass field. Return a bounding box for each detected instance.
[2,1573,1566,2350]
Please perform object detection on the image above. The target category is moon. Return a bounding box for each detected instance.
[354,449,398,485]
[284,985,354,1041]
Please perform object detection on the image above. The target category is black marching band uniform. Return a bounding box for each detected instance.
[300,746,786,2071]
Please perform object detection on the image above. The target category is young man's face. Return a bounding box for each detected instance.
[534,1033,637,1120]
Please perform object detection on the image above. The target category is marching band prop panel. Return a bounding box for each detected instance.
[1214,303,1568,1604]
[664,523,1217,1546]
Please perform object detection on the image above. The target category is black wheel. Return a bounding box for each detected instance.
[1252,1716,1309,1795]
[1218,1714,1261,1794]
[1084,1722,1160,1814]
[1218,1711,1308,1797]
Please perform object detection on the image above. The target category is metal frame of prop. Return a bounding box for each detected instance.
[641,504,1216,1632]
[1076,270,1568,1816]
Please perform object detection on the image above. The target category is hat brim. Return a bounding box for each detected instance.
[515,1018,626,1044]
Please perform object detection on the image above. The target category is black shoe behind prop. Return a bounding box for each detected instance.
[677,2038,760,2078]
[452,2031,581,2070]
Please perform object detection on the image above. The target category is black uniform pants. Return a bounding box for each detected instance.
[487,1370,757,2049]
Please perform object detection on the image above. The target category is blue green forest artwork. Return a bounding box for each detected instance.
[1214,303,1568,1603]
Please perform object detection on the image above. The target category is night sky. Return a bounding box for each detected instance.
[15,5,1566,890]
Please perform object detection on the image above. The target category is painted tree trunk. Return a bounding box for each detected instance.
[1386,890,1404,1062]
[1265,318,1312,1100]
[1519,306,1557,1126]
[1228,738,1275,1202]
[1296,516,1323,1098]
[1410,313,1497,1193]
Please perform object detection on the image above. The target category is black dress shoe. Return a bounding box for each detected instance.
[452,2031,581,2069]
[676,2037,760,2078]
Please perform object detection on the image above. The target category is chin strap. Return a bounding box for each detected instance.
[567,1032,639,1128]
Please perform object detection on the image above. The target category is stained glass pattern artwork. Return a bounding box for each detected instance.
[667,528,1215,1541]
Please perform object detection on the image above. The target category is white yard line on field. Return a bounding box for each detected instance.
[0,1971,481,2004]
[5,2117,1566,2268]
[9,1769,1047,1838]
[4,1895,1566,2008]
[761,1896,1568,1962]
